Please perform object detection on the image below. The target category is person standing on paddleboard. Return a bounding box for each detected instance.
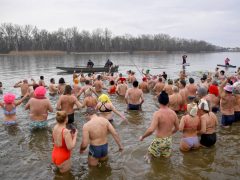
[182,55,187,64]
[225,58,230,66]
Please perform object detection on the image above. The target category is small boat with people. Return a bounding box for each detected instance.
[56,65,119,73]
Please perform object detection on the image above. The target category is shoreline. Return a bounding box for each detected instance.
[0,50,234,56]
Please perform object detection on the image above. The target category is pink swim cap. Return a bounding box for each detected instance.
[4,93,16,104]
[34,86,47,98]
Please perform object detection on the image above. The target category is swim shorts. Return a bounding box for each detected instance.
[200,133,216,147]
[128,104,141,110]
[68,113,74,124]
[148,136,172,158]
[234,111,240,122]
[30,121,48,129]
[89,143,108,158]
[221,115,235,126]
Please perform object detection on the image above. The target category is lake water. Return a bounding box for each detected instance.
[0,52,240,180]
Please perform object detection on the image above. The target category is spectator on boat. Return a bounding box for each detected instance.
[0,92,29,125]
[80,107,123,166]
[104,59,113,68]
[225,58,230,66]
[182,55,187,64]
[52,111,78,173]
[87,59,94,68]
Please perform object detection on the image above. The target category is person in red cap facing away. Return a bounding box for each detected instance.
[116,78,128,96]
[206,81,220,113]
[139,77,149,93]
[0,92,29,125]
[25,86,53,129]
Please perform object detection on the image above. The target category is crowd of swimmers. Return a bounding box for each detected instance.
[1,65,240,173]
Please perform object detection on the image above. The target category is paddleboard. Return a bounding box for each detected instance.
[217,64,236,68]
[176,63,190,66]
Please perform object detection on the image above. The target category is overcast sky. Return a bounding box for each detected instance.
[1,0,239,47]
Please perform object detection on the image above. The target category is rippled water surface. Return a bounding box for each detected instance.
[0,52,240,180]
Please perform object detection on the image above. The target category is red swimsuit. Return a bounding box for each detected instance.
[52,128,71,165]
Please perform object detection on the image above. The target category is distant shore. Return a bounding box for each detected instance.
[0,50,235,56]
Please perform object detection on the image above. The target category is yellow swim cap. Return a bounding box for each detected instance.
[98,94,111,103]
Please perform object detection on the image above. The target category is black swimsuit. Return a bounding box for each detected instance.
[99,103,112,112]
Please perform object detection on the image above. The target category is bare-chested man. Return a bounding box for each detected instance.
[186,78,197,102]
[25,86,53,129]
[14,79,35,97]
[57,85,82,124]
[93,75,105,93]
[128,71,136,83]
[163,79,174,96]
[169,86,183,113]
[153,77,165,95]
[125,81,144,110]
[39,76,46,86]
[139,77,149,93]
[49,78,58,96]
[206,82,220,113]
[116,80,128,96]
[80,108,123,166]
[139,91,179,160]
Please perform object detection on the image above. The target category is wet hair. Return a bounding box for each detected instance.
[158,91,169,105]
[111,72,114,76]
[133,80,139,87]
[85,80,90,85]
[33,84,39,90]
[220,70,225,75]
[56,111,67,124]
[40,76,44,80]
[110,80,115,85]
[59,77,65,84]
[64,85,72,95]
[189,78,194,84]
[97,75,101,80]
[158,78,162,82]
[50,78,55,83]
[180,80,186,87]
[119,73,123,77]
[88,73,91,77]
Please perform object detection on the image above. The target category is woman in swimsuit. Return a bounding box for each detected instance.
[96,94,127,123]
[198,99,218,147]
[52,111,78,173]
[179,105,200,151]
[0,93,28,125]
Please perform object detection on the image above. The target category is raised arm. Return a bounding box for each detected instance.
[14,81,22,88]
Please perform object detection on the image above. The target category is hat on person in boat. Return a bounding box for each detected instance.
[198,99,210,112]
[233,81,240,94]
[98,94,111,103]
[208,85,219,97]
[34,86,47,98]
[4,93,16,104]
[224,84,233,93]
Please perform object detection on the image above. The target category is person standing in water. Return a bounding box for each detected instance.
[139,91,179,160]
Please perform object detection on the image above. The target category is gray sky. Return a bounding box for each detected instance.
[1,0,239,47]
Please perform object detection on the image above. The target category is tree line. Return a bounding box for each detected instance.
[0,23,221,54]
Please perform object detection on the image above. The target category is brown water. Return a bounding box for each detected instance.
[0,52,240,180]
